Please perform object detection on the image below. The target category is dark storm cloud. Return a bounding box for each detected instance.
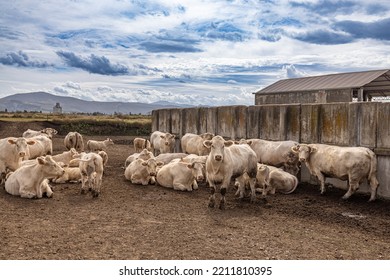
[0,51,53,68]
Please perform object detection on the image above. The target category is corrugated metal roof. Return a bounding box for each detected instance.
[256,69,390,94]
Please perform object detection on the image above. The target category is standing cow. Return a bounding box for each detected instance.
[181,133,214,156]
[64,132,84,152]
[133,138,152,153]
[150,131,176,156]
[203,135,258,209]
[292,143,379,201]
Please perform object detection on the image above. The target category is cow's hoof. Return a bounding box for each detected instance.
[218,203,225,210]
[80,189,87,195]
[208,201,215,208]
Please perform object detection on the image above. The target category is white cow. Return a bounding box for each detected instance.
[292,143,379,201]
[181,132,214,156]
[5,155,64,199]
[87,138,114,152]
[0,137,35,171]
[257,164,298,196]
[240,138,300,176]
[64,132,84,152]
[26,135,53,159]
[155,153,188,165]
[22,128,58,139]
[156,160,204,191]
[125,149,155,168]
[124,158,163,185]
[77,152,104,197]
[203,135,258,209]
[150,131,175,156]
[51,148,79,165]
[52,165,82,184]
[133,138,152,153]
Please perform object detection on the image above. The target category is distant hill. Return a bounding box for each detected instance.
[0,92,193,115]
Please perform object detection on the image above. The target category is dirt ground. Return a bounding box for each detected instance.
[1,122,390,260]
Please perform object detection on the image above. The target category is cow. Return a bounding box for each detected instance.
[124,158,163,185]
[77,152,104,197]
[64,132,84,152]
[22,128,58,139]
[5,155,64,199]
[25,135,53,159]
[150,131,175,156]
[291,143,379,202]
[124,149,155,168]
[52,165,82,184]
[155,152,188,165]
[240,138,300,176]
[51,148,79,165]
[0,137,36,171]
[257,164,298,196]
[203,135,258,209]
[181,132,214,156]
[133,138,152,153]
[156,160,204,191]
[86,138,114,152]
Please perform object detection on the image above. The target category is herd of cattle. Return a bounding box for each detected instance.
[0,127,380,209]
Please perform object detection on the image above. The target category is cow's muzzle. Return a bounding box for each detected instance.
[19,152,26,157]
[299,158,306,163]
[214,155,222,161]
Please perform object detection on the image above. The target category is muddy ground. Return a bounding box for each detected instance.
[1,122,390,260]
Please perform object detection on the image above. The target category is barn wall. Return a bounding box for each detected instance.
[152,102,390,199]
[254,89,351,105]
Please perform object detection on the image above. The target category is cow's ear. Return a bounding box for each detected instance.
[309,146,317,153]
[157,161,164,166]
[160,135,165,139]
[203,140,212,149]
[7,139,16,145]
[37,157,46,165]
[27,140,36,145]
[291,145,300,153]
[234,140,239,144]
[186,163,193,169]
[170,134,175,139]
[224,140,234,147]
[246,140,252,145]
[141,161,148,166]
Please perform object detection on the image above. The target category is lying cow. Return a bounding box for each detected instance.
[203,135,258,209]
[51,148,79,165]
[124,158,163,185]
[5,155,64,199]
[125,149,154,168]
[133,138,152,153]
[0,137,35,171]
[52,165,82,184]
[181,133,214,156]
[22,128,58,139]
[155,152,188,165]
[257,164,299,196]
[64,131,84,152]
[150,131,175,156]
[25,135,53,159]
[240,138,300,176]
[291,143,379,201]
[156,159,204,191]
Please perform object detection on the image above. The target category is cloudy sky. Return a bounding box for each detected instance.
[1,0,390,106]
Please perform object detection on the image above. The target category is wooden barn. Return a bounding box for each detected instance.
[254,69,390,105]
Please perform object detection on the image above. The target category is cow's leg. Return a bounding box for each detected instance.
[368,176,379,202]
[150,176,156,185]
[80,174,88,194]
[173,182,191,191]
[208,183,216,208]
[92,174,101,198]
[342,179,359,200]
[20,185,36,199]
[42,182,53,198]
[248,177,257,203]
[192,180,198,190]
[315,172,326,194]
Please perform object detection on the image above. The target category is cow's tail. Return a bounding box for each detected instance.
[368,150,379,187]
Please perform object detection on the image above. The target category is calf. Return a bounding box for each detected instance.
[125,149,154,168]
[291,143,379,201]
[22,128,58,139]
[181,133,214,156]
[51,148,79,165]
[203,135,258,209]
[5,155,64,199]
[150,131,175,156]
[124,158,163,185]
[78,153,104,197]
[157,160,204,191]
[155,152,188,165]
[133,138,152,153]
[87,138,114,152]
[25,135,53,159]
[52,165,82,184]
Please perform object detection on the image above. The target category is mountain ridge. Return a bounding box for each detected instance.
[0,92,193,114]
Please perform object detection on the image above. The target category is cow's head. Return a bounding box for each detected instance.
[291,144,317,163]
[186,161,205,182]
[200,132,214,140]
[203,135,234,162]
[8,137,35,158]
[141,158,163,177]
[37,155,65,178]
